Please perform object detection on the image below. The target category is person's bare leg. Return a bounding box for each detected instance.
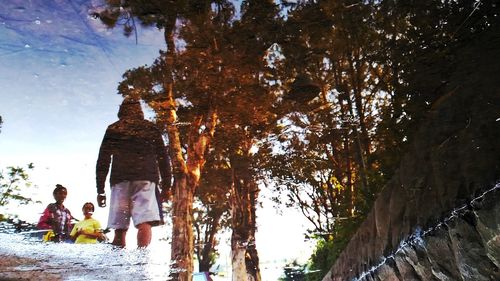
[137,223,152,248]
[112,229,127,248]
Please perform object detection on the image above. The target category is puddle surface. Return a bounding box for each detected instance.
[0,231,171,280]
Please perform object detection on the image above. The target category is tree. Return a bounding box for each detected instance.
[216,1,283,280]
[193,155,231,273]
[94,2,233,279]
[90,1,500,279]
[98,2,285,280]
[266,1,500,278]
[263,0,390,240]
[0,163,40,220]
[258,1,400,277]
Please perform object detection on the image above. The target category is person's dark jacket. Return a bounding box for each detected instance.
[96,104,171,194]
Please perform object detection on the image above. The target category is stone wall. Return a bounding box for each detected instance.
[348,186,499,281]
[322,27,500,281]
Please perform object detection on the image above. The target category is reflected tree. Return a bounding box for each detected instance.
[264,0,391,249]
[217,1,282,280]
[264,0,500,278]
[193,155,231,273]
[0,163,40,220]
[0,120,39,221]
[94,1,282,280]
[91,0,500,279]
[94,1,232,280]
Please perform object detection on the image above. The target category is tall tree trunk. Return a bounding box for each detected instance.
[246,182,260,281]
[169,118,215,280]
[169,113,216,281]
[344,91,368,194]
[164,78,195,281]
[333,67,355,216]
[348,53,372,157]
[170,173,194,281]
[161,21,195,281]
[230,154,261,281]
[163,22,217,279]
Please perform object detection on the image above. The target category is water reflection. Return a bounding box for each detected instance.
[0,232,171,280]
[353,182,500,281]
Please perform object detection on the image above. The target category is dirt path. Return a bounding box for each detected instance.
[0,254,64,280]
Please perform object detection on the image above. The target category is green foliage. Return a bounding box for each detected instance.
[306,217,364,281]
[279,260,306,281]
[0,163,40,219]
[266,0,500,275]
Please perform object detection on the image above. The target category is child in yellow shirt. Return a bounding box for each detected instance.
[70,202,105,244]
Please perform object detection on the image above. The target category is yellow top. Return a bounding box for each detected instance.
[70,218,102,244]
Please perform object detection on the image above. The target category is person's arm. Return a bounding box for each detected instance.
[94,220,106,241]
[154,127,172,200]
[96,127,112,206]
[66,209,75,234]
[79,221,104,239]
[36,206,52,230]
[79,230,101,239]
[69,224,79,241]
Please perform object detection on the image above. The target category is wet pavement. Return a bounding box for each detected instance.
[0,224,281,280]
[0,231,171,280]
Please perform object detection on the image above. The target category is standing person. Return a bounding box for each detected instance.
[37,184,74,242]
[70,202,105,244]
[96,97,171,248]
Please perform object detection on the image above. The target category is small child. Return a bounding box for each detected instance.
[70,202,105,244]
[37,184,74,242]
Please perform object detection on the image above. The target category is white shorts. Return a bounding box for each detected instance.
[107,180,161,229]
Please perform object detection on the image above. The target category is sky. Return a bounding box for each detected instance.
[0,0,314,278]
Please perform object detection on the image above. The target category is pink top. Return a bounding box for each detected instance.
[37,203,73,236]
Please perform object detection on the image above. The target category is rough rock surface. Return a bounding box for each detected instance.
[354,190,499,281]
[322,24,500,281]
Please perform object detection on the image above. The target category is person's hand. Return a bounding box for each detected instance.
[96,230,105,241]
[160,180,172,202]
[97,194,106,207]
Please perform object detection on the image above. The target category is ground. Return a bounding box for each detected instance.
[0,254,63,280]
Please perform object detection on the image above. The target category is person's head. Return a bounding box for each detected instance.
[82,202,95,219]
[53,184,67,205]
[117,97,144,120]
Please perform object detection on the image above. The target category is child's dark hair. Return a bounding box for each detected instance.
[82,202,95,212]
[53,184,67,194]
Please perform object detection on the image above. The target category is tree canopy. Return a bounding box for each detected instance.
[92,0,499,279]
